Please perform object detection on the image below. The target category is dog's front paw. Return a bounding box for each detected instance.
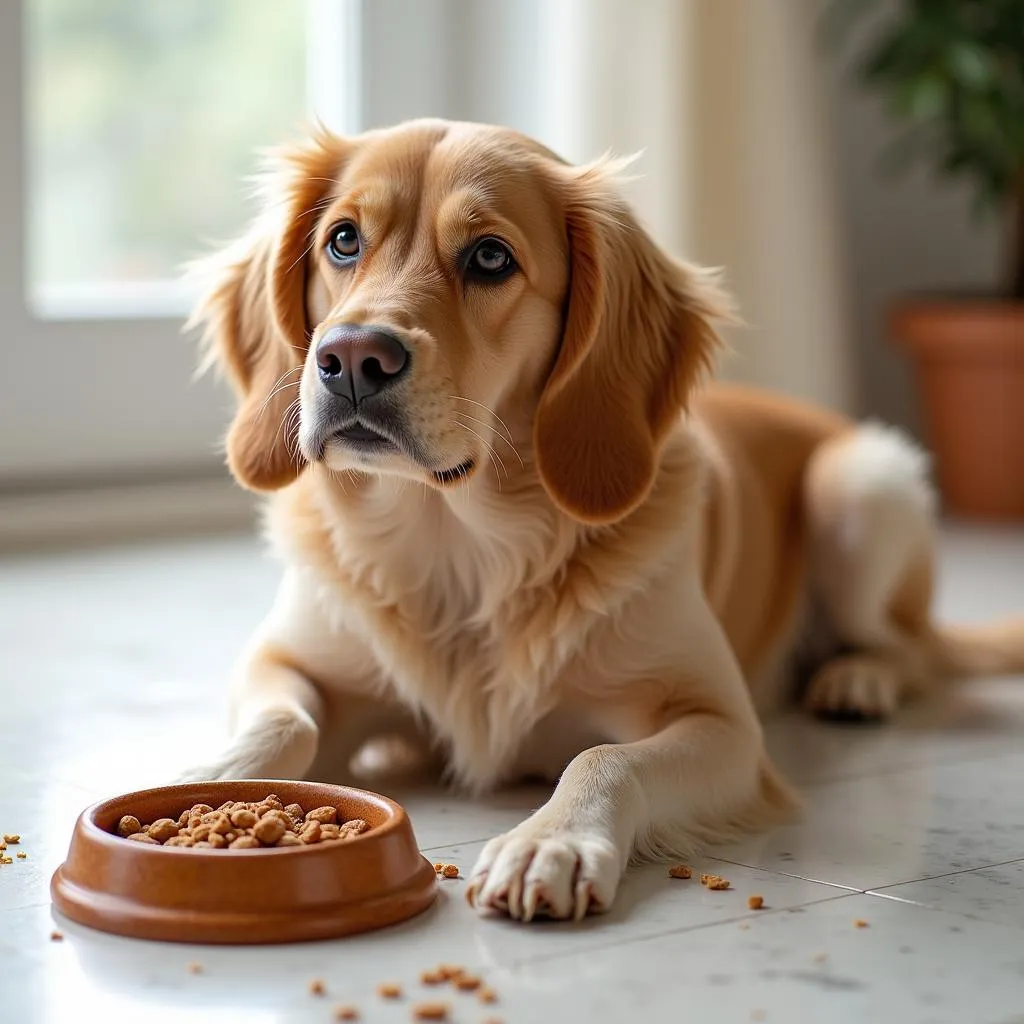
[466,825,622,923]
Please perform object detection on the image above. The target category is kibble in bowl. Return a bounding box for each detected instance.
[51,780,436,945]
[112,795,371,851]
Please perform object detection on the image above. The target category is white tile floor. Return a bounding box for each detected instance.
[2,525,1023,1023]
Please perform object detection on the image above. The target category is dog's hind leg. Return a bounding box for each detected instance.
[801,423,938,721]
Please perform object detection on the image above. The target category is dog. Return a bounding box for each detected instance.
[183,118,1024,922]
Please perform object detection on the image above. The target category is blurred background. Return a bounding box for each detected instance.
[0,0,1020,548]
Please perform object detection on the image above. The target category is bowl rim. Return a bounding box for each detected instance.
[80,779,405,856]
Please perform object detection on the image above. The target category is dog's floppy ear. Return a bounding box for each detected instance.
[188,130,348,492]
[535,160,732,524]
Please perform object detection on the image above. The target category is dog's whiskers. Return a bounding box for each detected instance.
[454,418,505,490]
[448,396,522,466]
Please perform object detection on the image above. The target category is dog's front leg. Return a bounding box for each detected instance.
[467,606,797,922]
[175,643,329,783]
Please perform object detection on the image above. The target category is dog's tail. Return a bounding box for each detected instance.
[929,617,1024,680]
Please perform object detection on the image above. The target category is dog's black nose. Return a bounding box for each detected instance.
[316,324,409,404]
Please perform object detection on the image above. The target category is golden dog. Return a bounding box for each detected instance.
[184,119,1024,921]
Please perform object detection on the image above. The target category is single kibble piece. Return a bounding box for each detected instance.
[420,969,445,986]
[207,833,229,849]
[177,809,191,827]
[230,835,260,849]
[453,974,481,992]
[276,832,303,847]
[284,802,304,820]
[309,978,326,996]
[436,965,464,981]
[202,812,232,835]
[263,793,284,810]
[668,864,692,879]
[478,987,498,1004]
[700,873,731,890]
[190,804,213,817]
[377,983,403,999]
[341,818,369,835]
[50,930,63,942]
[116,816,142,838]
[433,862,444,873]
[320,823,341,838]
[334,1006,360,1021]
[147,818,180,843]
[300,820,322,844]
[230,808,257,829]
[193,841,212,848]
[412,1002,450,1021]
[747,895,765,910]
[254,816,287,845]
[126,832,159,844]
[187,961,203,974]
[0,856,12,865]
[306,806,338,825]
[853,919,869,929]
[3,834,20,844]
[190,823,214,842]
[216,800,233,812]
[165,836,195,848]
[16,851,27,860]
[0,841,5,850]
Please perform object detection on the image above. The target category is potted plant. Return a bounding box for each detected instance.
[829,0,1024,520]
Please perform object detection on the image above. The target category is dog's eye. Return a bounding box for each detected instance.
[466,237,516,280]
[326,222,361,264]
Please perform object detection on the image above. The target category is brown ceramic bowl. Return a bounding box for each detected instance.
[51,780,437,944]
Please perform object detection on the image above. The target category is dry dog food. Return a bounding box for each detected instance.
[668,864,692,879]
[3,833,20,844]
[50,930,63,942]
[112,795,371,850]
[747,895,764,910]
[411,1003,450,1021]
[187,961,203,974]
[433,862,460,879]
[309,978,327,996]
[478,987,498,1004]
[334,1007,360,1021]
[700,873,731,891]
[853,918,869,929]
[453,974,481,992]
[377,983,403,1000]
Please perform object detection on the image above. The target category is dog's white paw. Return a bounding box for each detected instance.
[466,826,622,922]
[805,654,901,721]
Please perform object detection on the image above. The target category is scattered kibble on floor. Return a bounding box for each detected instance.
[854,919,870,929]
[668,864,692,879]
[186,961,203,974]
[378,982,403,999]
[747,895,764,910]
[700,873,731,891]
[309,978,326,996]
[3,833,20,844]
[49,931,63,942]
[333,1005,360,1021]
[478,986,498,1004]
[411,1002,450,1021]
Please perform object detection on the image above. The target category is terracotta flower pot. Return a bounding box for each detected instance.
[890,298,1024,522]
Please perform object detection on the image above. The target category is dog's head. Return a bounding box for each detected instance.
[191,119,729,525]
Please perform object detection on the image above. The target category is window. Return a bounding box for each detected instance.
[27,0,308,313]
[0,0,356,482]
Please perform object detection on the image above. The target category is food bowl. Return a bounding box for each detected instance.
[50,780,437,944]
